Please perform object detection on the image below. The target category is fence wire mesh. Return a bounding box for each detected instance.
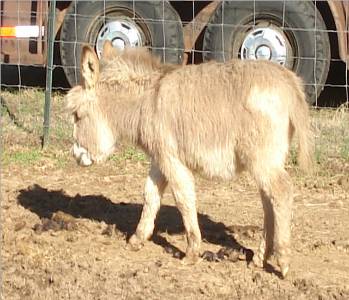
[1,0,349,162]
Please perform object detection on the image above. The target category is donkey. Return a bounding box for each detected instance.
[66,41,313,278]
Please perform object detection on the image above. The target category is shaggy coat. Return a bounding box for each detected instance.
[66,41,313,278]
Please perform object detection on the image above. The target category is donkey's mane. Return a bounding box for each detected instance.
[98,47,178,86]
[119,47,162,70]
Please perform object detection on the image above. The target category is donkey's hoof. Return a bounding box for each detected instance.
[251,254,264,269]
[127,234,144,251]
[279,263,289,279]
[277,256,290,279]
[181,254,202,265]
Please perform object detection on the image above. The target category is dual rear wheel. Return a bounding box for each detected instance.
[60,1,330,104]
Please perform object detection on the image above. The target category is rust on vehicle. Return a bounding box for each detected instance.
[182,1,220,64]
[37,0,45,57]
[54,7,68,38]
[1,0,349,66]
[0,0,47,65]
[327,0,348,63]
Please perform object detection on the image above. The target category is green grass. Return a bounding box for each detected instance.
[340,137,349,161]
[314,147,324,165]
[2,149,42,165]
[1,89,73,146]
[310,106,349,163]
[288,147,298,166]
[1,89,349,177]
[109,146,148,163]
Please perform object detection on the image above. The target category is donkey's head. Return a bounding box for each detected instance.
[66,42,118,166]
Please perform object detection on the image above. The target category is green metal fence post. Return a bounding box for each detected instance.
[42,0,56,148]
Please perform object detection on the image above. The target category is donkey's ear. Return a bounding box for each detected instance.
[81,45,99,89]
[102,40,118,60]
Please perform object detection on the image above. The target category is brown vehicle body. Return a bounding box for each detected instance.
[0,1,348,66]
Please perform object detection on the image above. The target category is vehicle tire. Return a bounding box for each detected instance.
[203,1,330,105]
[60,1,184,87]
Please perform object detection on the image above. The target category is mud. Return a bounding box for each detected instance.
[2,157,349,299]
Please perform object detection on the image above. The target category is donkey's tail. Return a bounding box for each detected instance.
[289,75,314,172]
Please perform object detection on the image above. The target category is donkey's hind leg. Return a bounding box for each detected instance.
[128,161,168,251]
[252,189,275,268]
[254,169,294,278]
[166,157,202,263]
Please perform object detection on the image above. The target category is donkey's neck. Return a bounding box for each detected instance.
[100,83,155,146]
[97,60,177,149]
[113,99,142,144]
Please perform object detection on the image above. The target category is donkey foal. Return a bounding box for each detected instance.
[66,41,313,278]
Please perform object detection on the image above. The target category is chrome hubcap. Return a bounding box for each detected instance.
[96,19,144,58]
[241,27,288,66]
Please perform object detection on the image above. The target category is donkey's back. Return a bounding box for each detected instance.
[150,59,311,180]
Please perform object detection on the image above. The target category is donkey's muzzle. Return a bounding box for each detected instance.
[72,143,93,166]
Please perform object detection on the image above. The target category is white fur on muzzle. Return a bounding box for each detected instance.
[72,143,93,166]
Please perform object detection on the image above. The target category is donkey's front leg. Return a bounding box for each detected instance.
[128,161,167,251]
[168,158,202,263]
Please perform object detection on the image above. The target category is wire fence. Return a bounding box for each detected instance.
[1,0,349,159]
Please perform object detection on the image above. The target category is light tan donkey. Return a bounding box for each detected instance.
[66,41,313,278]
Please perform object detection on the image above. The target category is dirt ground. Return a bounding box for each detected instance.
[2,146,349,299]
[1,90,349,299]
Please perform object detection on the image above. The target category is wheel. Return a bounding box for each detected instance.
[203,1,330,104]
[60,1,184,87]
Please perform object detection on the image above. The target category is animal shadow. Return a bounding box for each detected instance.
[17,184,254,262]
